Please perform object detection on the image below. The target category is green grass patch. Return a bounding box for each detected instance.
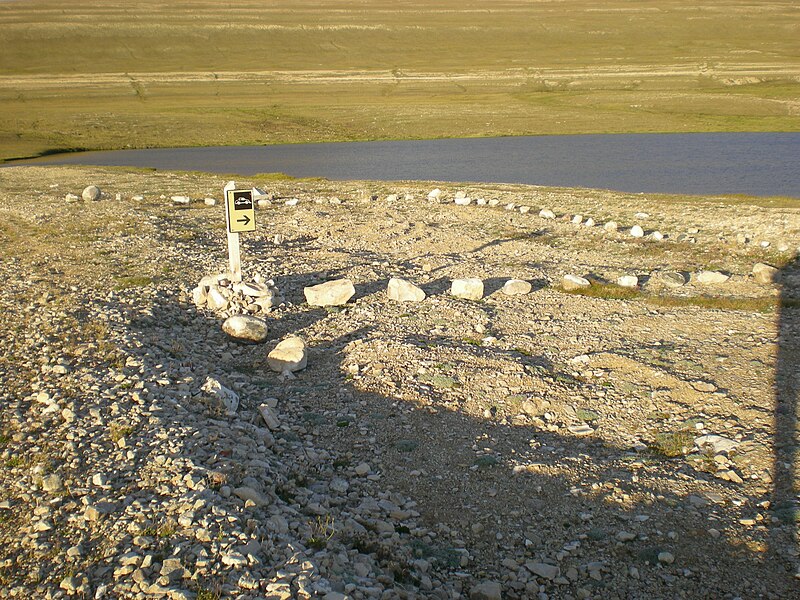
[113,276,153,290]
[645,295,778,313]
[576,408,601,423]
[560,283,642,301]
[651,430,695,458]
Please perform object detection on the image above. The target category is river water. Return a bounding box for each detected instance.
[8,132,800,198]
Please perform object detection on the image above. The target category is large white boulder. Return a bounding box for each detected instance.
[451,278,484,300]
[304,279,355,306]
[222,314,269,343]
[387,278,426,302]
[267,337,308,375]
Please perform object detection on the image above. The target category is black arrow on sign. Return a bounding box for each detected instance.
[237,215,251,226]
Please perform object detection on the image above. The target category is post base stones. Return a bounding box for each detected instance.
[267,337,308,376]
[222,314,269,343]
[304,279,355,306]
[501,279,532,295]
[562,274,590,291]
[451,278,484,300]
[194,273,280,315]
[387,278,426,302]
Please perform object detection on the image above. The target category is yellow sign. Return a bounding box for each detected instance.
[225,189,256,234]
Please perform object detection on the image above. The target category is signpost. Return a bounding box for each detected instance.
[223,181,256,282]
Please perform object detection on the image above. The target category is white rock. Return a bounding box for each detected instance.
[387,278,426,302]
[630,225,645,238]
[82,185,101,201]
[455,190,467,199]
[488,199,500,207]
[504,203,516,211]
[571,214,583,225]
[285,198,299,206]
[222,315,269,343]
[658,551,675,565]
[562,274,590,291]
[304,279,355,306]
[694,434,738,454]
[267,337,308,374]
[386,194,398,202]
[451,278,484,300]
[501,279,532,295]
[752,262,778,284]
[171,195,191,204]
[539,209,556,219]
[427,188,442,200]
[235,280,276,299]
[65,193,80,203]
[454,197,472,206]
[650,231,664,241]
[635,212,650,219]
[233,486,269,507]
[206,286,229,311]
[204,198,216,206]
[200,377,239,416]
[603,221,618,231]
[568,424,595,436]
[617,275,639,288]
[519,205,531,214]
[656,271,686,288]
[695,270,730,285]
[584,218,595,227]
[476,198,487,206]
[41,474,63,493]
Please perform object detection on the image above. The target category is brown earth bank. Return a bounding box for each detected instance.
[0,166,799,599]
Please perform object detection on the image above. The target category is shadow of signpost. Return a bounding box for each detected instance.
[774,256,800,572]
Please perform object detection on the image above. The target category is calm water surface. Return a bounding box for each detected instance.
[9,133,800,198]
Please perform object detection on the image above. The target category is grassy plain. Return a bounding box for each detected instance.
[0,0,798,161]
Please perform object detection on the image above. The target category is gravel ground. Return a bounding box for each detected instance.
[0,166,798,599]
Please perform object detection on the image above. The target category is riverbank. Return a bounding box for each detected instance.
[1,165,798,599]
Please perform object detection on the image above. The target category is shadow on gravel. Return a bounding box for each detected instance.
[106,265,800,599]
[774,256,800,569]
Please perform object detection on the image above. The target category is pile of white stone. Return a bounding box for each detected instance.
[192,273,280,317]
